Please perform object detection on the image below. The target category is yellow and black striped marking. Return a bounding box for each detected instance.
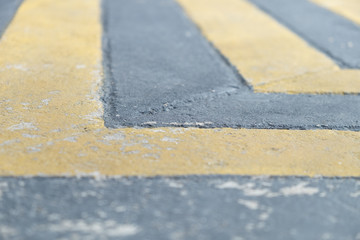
[1,0,359,176]
[0,0,359,239]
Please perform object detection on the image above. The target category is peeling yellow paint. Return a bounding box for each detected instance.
[311,0,360,24]
[0,0,360,177]
[177,0,360,94]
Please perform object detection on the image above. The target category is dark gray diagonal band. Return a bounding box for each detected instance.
[102,0,360,131]
[0,0,23,39]
[249,0,360,69]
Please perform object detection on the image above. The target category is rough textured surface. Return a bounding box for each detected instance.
[0,176,359,240]
[250,0,360,69]
[0,0,22,38]
[103,0,360,128]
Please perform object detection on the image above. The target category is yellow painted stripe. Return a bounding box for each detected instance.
[311,0,360,24]
[1,127,360,177]
[0,0,360,177]
[176,0,360,94]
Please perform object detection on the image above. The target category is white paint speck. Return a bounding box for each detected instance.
[232,237,244,240]
[319,192,327,197]
[27,144,42,153]
[63,136,78,142]
[49,90,60,95]
[80,191,97,198]
[166,180,183,189]
[107,224,140,237]
[42,99,51,105]
[76,64,86,69]
[6,64,28,71]
[355,232,360,240]
[48,220,140,237]
[350,191,360,198]
[151,129,165,133]
[243,188,269,197]
[22,133,40,138]
[7,122,37,131]
[161,137,179,144]
[115,206,126,213]
[321,233,332,240]
[103,132,125,141]
[216,181,244,190]
[258,207,273,221]
[0,139,18,147]
[0,226,17,238]
[83,110,102,121]
[280,182,319,196]
[237,199,259,210]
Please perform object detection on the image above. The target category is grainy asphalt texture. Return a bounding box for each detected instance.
[1,176,359,240]
[102,0,360,130]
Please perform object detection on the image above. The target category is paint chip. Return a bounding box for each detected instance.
[237,199,259,210]
[216,181,244,190]
[280,182,319,196]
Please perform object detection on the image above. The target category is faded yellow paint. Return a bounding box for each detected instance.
[1,0,360,177]
[2,127,360,177]
[312,0,360,24]
[177,0,360,94]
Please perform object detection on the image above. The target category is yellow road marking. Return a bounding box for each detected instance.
[177,0,360,94]
[311,0,360,24]
[0,0,360,177]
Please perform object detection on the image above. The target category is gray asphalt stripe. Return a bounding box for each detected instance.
[0,176,359,240]
[249,0,360,69]
[102,0,360,130]
[0,0,23,39]
[101,0,249,122]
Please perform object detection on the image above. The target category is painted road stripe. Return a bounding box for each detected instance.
[249,0,360,69]
[104,0,360,129]
[177,0,360,93]
[0,0,360,177]
[0,0,22,38]
[0,176,359,239]
[311,0,360,25]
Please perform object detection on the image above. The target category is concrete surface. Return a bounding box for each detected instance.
[1,0,359,176]
[0,176,359,240]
